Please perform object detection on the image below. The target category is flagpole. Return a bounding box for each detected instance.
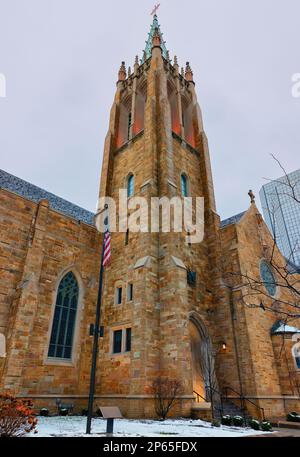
[86,205,108,435]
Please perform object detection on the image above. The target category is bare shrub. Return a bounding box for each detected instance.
[152,377,183,420]
[0,394,38,437]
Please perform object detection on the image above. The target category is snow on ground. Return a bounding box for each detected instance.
[29,416,271,437]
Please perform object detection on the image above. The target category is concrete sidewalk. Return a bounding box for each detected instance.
[256,427,300,437]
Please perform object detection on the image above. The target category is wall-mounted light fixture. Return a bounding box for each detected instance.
[221,342,227,352]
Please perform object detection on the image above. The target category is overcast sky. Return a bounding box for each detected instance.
[0,0,299,219]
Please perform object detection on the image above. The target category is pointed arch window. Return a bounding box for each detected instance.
[181,174,188,197]
[48,272,79,360]
[127,174,134,198]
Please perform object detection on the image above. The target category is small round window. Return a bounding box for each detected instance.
[260,260,277,297]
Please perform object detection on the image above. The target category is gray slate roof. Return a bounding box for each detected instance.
[1,168,249,231]
[271,320,300,335]
[0,169,95,226]
[221,211,246,228]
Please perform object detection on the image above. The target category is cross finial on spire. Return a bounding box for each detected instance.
[151,4,160,16]
[142,9,168,62]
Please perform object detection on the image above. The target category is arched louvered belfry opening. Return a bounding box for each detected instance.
[182,92,196,148]
[133,79,147,136]
[48,271,79,360]
[116,93,132,148]
[168,79,181,135]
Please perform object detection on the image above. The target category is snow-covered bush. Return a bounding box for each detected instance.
[40,408,49,417]
[261,421,272,431]
[221,415,232,426]
[249,419,260,430]
[287,411,300,422]
[232,415,244,427]
[59,407,69,416]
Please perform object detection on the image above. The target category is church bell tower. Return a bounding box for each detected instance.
[96,14,223,418]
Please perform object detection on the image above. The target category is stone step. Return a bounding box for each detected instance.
[191,401,211,410]
[191,402,212,422]
[214,399,252,420]
[272,420,300,430]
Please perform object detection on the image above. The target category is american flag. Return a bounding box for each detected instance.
[102,229,111,267]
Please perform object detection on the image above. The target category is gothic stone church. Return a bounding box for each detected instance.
[0,16,299,420]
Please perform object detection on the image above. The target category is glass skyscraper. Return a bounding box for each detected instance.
[259,169,300,267]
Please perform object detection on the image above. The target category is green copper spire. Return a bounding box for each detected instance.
[142,14,168,63]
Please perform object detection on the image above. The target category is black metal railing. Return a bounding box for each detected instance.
[193,390,206,403]
[193,387,224,418]
[207,385,224,418]
[223,386,265,421]
[193,385,265,423]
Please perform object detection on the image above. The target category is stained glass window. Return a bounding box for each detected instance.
[260,260,277,297]
[48,272,79,359]
[127,174,134,198]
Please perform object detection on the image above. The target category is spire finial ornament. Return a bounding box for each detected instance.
[181,67,184,78]
[174,55,178,66]
[185,62,194,82]
[142,12,168,62]
[152,27,161,47]
[248,189,255,204]
[135,55,139,66]
[118,61,127,82]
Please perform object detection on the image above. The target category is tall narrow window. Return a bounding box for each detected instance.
[113,329,122,354]
[116,286,122,305]
[48,272,79,360]
[127,112,132,140]
[127,283,133,301]
[125,328,132,352]
[125,229,129,246]
[181,174,188,197]
[127,174,134,198]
